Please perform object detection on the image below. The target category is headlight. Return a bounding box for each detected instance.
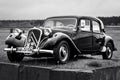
[44,28,52,36]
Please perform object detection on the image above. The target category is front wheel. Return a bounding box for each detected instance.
[102,42,113,59]
[53,41,70,64]
[7,45,24,62]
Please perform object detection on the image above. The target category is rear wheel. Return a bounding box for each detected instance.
[54,41,70,64]
[7,45,24,62]
[102,42,113,59]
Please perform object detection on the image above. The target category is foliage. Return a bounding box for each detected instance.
[0,20,44,28]
[98,16,120,26]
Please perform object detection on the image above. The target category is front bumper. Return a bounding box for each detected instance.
[4,47,53,55]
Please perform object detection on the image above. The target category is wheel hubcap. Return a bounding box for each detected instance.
[59,45,68,61]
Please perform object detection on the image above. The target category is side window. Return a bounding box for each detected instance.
[80,19,91,31]
[92,21,100,33]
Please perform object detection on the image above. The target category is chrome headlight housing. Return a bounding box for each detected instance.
[44,28,52,36]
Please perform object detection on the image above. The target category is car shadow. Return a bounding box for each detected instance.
[72,55,97,61]
[76,55,95,59]
[19,57,56,66]
[111,58,120,62]
[17,55,97,66]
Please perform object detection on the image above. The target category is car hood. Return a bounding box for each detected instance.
[39,27,76,38]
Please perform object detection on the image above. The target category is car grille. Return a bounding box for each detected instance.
[26,28,42,49]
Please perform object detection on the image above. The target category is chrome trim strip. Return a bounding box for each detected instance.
[36,28,42,48]
[30,35,37,47]
[38,50,53,54]
[4,48,53,54]
[4,48,16,51]
[17,51,33,54]
[31,32,38,45]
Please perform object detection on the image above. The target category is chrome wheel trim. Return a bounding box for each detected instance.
[106,47,112,58]
[59,44,69,62]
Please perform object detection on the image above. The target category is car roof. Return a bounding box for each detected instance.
[47,15,98,20]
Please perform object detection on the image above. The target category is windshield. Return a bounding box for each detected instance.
[44,18,77,30]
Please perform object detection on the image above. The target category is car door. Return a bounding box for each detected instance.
[92,20,104,51]
[73,18,92,51]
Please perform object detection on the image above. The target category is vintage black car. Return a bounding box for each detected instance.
[4,16,117,64]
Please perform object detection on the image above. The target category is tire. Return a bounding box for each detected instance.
[7,45,24,62]
[102,42,113,59]
[53,41,70,64]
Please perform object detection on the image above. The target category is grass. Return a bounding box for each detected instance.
[0,27,120,70]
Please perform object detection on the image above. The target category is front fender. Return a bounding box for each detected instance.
[41,32,81,53]
[5,33,26,47]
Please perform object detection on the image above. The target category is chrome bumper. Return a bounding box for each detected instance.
[4,47,53,55]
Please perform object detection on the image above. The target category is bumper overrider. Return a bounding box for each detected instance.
[4,47,53,55]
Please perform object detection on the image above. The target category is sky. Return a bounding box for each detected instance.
[0,0,120,20]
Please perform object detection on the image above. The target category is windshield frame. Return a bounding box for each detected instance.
[43,18,77,30]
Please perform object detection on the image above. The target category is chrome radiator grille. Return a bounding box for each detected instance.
[26,28,42,49]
